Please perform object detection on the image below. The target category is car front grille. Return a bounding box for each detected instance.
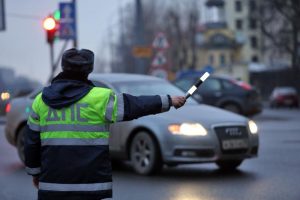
[214,126,249,154]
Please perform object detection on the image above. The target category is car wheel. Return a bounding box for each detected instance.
[216,160,243,171]
[130,131,162,175]
[222,103,241,114]
[16,126,26,163]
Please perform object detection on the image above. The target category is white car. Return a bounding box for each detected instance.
[5,73,259,175]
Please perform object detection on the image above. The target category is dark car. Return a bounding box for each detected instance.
[173,75,262,116]
[269,87,299,108]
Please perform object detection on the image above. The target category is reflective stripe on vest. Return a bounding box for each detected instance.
[105,94,114,122]
[39,182,112,192]
[116,94,124,122]
[40,124,109,132]
[105,93,124,122]
[27,120,40,132]
[30,111,39,120]
[41,138,109,146]
[25,167,41,175]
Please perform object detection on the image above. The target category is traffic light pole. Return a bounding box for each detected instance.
[48,42,55,83]
[134,0,146,74]
[47,40,69,83]
[72,0,77,48]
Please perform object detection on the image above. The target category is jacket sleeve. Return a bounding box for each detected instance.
[122,94,172,121]
[25,98,41,177]
[104,91,172,123]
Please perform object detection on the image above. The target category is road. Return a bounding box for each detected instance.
[0,108,300,200]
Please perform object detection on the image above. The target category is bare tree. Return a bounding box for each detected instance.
[258,0,300,72]
[114,0,202,74]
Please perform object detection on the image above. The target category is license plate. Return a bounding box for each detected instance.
[222,139,248,150]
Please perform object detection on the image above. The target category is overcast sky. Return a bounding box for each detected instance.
[0,0,132,84]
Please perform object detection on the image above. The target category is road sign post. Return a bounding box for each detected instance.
[150,32,170,79]
[0,0,6,31]
[132,46,152,58]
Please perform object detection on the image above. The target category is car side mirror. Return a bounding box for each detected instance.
[193,93,203,103]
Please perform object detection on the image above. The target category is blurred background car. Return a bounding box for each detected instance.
[0,91,11,116]
[5,73,259,175]
[173,74,262,116]
[0,67,42,116]
[269,87,299,108]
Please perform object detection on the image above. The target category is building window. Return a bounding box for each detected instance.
[249,0,257,12]
[209,54,214,65]
[220,54,226,66]
[235,0,242,12]
[230,54,234,63]
[236,19,243,30]
[250,36,258,48]
[249,18,257,30]
[252,55,259,62]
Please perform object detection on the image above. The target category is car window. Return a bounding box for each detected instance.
[113,80,198,104]
[275,87,297,95]
[174,78,195,91]
[201,78,222,92]
[222,79,236,90]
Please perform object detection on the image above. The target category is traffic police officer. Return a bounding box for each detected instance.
[24,48,186,200]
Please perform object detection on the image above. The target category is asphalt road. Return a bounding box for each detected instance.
[0,108,300,200]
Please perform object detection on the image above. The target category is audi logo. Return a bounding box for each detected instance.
[225,127,242,136]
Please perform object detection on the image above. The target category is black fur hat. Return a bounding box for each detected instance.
[61,48,94,75]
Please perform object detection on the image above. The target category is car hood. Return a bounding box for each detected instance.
[139,104,248,127]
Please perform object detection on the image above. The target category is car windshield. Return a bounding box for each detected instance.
[112,80,198,105]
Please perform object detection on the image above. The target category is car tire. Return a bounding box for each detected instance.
[16,126,26,164]
[130,131,162,175]
[222,103,241,115]
[216,160,243,171]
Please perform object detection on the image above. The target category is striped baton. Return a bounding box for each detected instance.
[185,72,210,99]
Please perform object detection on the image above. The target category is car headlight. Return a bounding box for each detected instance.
[248,120,258,134]
[168,123,207,136]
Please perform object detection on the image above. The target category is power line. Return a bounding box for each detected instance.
[6,13,42,20]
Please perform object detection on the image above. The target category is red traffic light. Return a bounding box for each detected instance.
[43,16,58,44]
[43,17,56,31]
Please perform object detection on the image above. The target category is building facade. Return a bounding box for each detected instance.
[224,0,262,63]
[185,0,264,81]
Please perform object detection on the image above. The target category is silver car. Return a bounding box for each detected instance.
[5,73,259,175]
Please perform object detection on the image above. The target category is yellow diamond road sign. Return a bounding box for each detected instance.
[132,46,153,58]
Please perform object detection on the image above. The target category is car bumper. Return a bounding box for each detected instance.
[273,99,299,106]
[163,146,258,164]
[160,126,259,164]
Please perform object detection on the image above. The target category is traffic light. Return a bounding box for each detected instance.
[53,10,60,21]
[43,15,58,44]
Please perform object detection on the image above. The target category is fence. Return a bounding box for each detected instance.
[250,68,300,100]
